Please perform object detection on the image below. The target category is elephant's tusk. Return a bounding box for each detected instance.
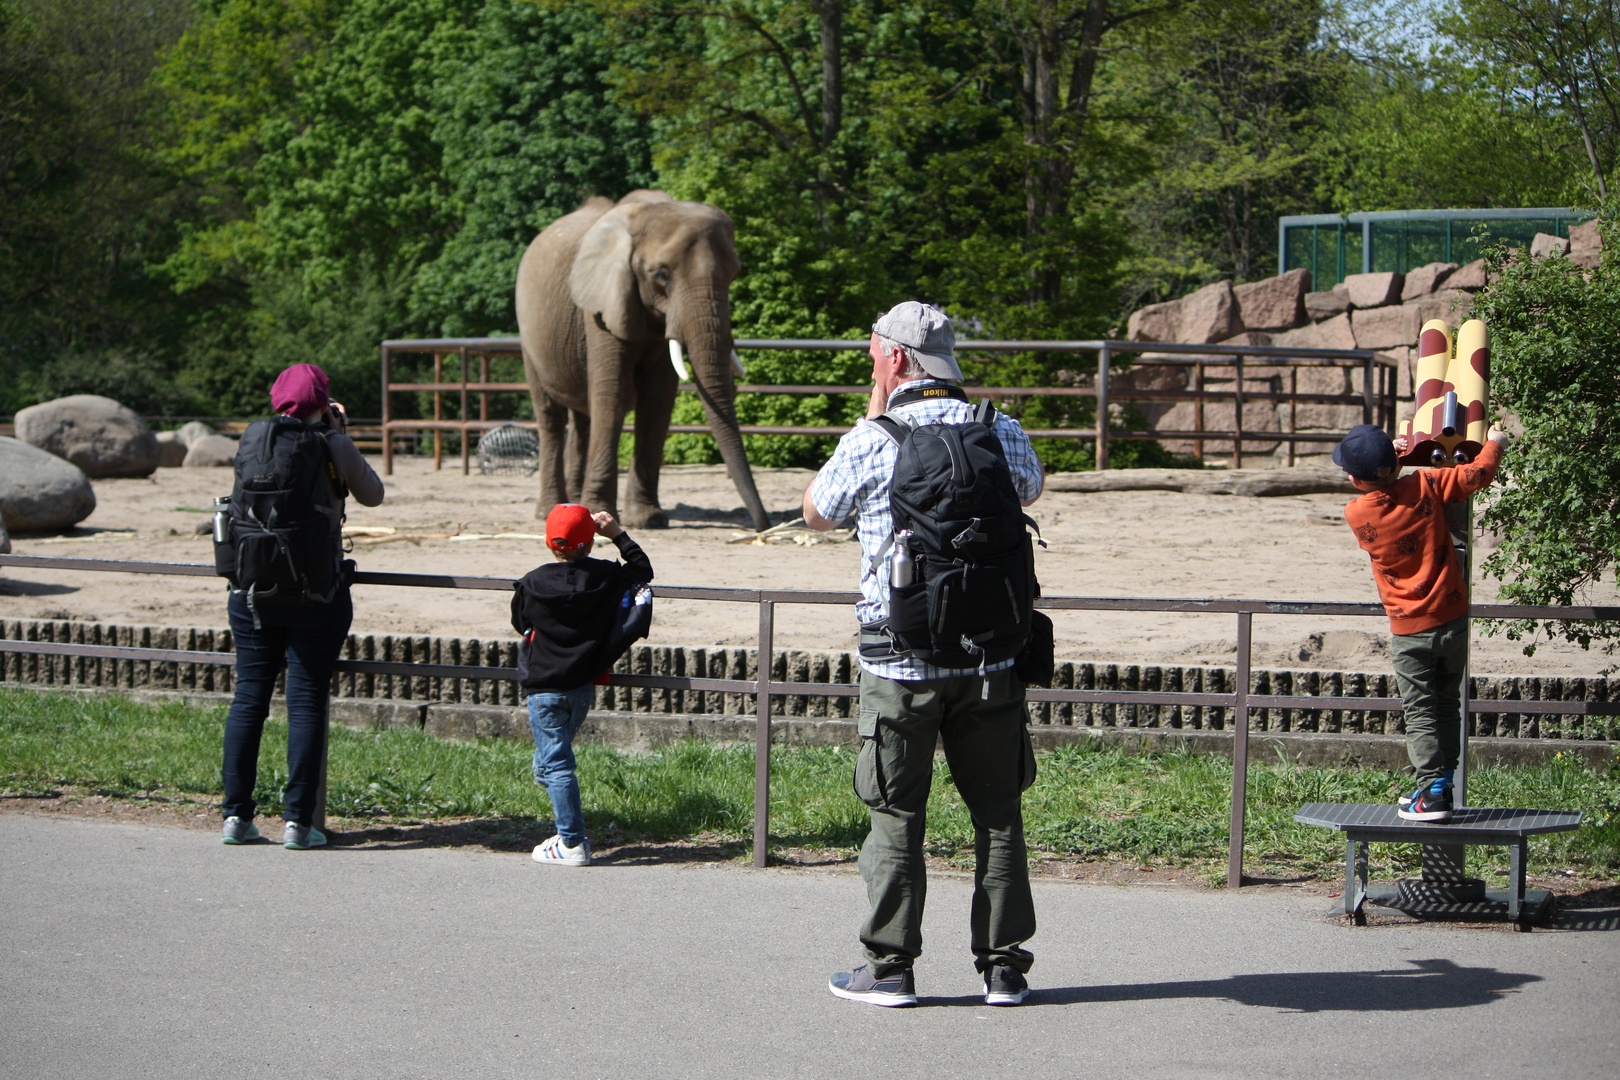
[731,349,745,377]
[668,339,690,382]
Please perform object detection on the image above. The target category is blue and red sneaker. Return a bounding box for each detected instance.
[1398,782,1453,823]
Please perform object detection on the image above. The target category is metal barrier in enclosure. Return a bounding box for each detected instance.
[378,337,1399,475]
[4,552,1614,886]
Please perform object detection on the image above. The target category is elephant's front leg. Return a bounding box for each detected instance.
[623,347,679,529]
[534,392,570,515]
[565,410,591,503]
[581,331,632,520]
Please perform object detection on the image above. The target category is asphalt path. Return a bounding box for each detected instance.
[2,814,1616,1079]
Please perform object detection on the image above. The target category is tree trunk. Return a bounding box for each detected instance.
[1016,0,1110,304]
[818,0,842,150]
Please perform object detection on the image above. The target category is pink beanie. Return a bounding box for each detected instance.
[270,363,330,418]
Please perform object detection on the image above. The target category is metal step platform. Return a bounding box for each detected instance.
[1295,803,1583,930]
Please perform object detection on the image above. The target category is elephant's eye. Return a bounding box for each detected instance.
[651,267,671,290]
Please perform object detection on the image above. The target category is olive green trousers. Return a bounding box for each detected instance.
[1391,614,1469,786]
[853,667,1037,977]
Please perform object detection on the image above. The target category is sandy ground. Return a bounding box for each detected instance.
[3,453,1616,677]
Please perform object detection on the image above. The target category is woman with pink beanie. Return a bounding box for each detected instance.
[219,363,385,850]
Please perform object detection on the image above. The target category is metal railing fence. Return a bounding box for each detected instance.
[3,552,1615,888]
[378,337,1398,475]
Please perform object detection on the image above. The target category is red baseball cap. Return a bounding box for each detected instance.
[545,504,596,552]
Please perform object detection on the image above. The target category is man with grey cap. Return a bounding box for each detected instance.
[803,300,1044,1007]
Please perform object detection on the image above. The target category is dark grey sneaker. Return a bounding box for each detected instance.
[984,964,1029,1005]
[828,964,917,1007]
[283,822,327,850]
[221,816,260,845]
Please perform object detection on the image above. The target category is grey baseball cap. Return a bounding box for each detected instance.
[873,301,963,381]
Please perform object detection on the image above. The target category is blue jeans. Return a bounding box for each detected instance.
[221,588,353,825]
[527,685,594,847]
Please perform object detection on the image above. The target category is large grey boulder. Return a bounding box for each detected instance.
[1272,312,1355,352]
[1446,258,1488,291]
[1407,288,1474,330]
[154,430,189,467]
[1531,232,1570,259]
[1233,268,1310,332]
[15,394,159,478]
[1569,218,1603,269]
[1176,280,1241,343]
[1142,386,1283,457]
[1350,305,1417,350]
[1215,330,1273,348]
[1127,298,1180,342]
[182,433,240,467]
[176,420,216,447]
[0,437,96,532]
[1343,271,1403,309]
[1400,262,1457,301]
[1303,289,1350,322]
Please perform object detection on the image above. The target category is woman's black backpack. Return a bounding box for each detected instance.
[213,416,347,617]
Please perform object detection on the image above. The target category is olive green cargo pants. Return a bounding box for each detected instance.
[854,667,1037,977]
[1391,614,1469,786]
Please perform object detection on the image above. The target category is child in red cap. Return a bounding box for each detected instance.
[510,505,653,865]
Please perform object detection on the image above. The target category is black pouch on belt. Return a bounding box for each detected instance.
[857,620,906,662]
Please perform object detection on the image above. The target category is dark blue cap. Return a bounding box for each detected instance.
[1333,424,1397,481]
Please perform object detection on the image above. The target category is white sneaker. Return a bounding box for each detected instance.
[532,834,590,867]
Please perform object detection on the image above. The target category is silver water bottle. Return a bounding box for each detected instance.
[212,497,231,544]
[890,531,915,587]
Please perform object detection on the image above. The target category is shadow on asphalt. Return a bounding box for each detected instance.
[328,818,752,865]
[1553,884,1620,931]
[916,959,1542,1012]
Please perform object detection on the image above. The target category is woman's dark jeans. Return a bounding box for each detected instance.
[221,588,353,824]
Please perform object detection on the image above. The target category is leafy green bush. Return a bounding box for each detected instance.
[1473,207,1620,659]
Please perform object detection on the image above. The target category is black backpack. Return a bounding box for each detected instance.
[213,416,347,618]
[870,396,1041,670]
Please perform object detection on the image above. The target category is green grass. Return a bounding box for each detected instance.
[3,688,1617,883]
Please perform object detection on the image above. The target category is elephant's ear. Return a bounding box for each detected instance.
[570,205,648,340]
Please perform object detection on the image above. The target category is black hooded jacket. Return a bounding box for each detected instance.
[510,532,654,693]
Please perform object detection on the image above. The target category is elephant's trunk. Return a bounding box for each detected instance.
[672,299,770,532]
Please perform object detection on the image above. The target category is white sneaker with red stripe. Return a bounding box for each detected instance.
[532,834,591,866]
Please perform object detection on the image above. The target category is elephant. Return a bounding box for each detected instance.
[514,190,771,532]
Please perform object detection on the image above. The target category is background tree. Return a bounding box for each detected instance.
[1115,0,1337,306]
[1448,0,1620,200]
[4,0,1605,476]
[0,0,192,414]
[416,0,656,337]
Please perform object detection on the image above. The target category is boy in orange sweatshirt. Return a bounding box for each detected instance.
[1334,423,1509,823]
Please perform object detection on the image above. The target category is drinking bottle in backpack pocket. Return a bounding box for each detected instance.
[212,497,231,544]
[890,531,915,587]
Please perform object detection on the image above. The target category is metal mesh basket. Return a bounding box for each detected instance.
[476,422,540,476]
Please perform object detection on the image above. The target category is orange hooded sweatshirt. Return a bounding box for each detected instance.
[1343,439,1502,635]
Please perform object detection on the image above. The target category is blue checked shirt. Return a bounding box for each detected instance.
[809,379,1044,680]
